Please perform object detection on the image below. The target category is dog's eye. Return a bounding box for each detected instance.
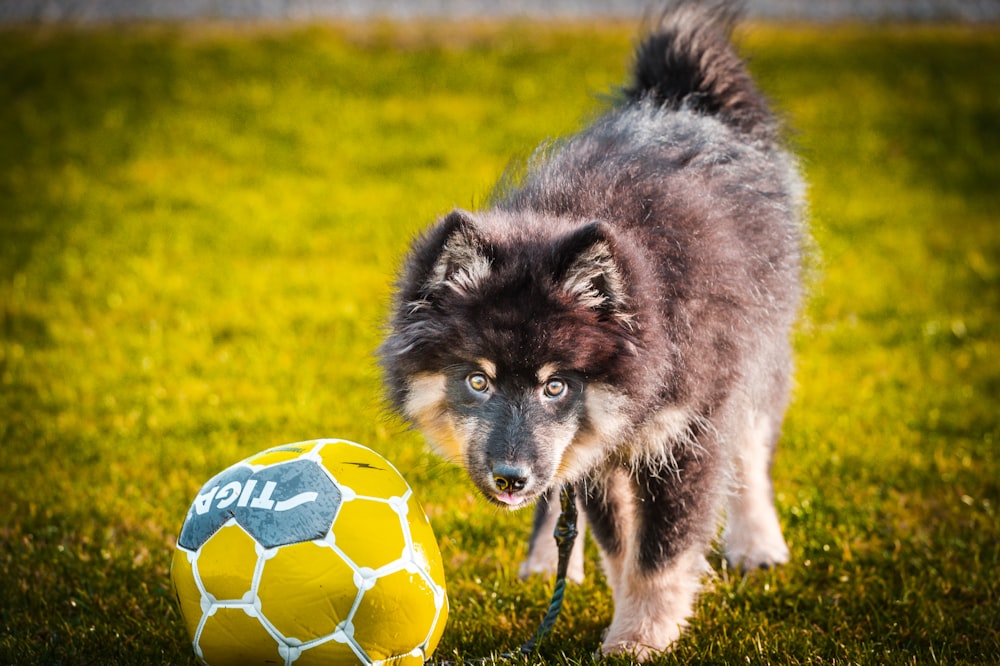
[543,378,567,399]
[467,372,490,393]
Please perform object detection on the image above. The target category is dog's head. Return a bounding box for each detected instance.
[382,209,641,508]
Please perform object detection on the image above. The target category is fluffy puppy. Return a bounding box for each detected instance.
[380,1,807,657]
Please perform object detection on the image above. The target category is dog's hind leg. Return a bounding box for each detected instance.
[519,486,586,583]
[722,408,790,570]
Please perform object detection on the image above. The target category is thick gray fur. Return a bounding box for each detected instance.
[380,0,807,657]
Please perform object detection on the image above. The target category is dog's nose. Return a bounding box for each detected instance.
[493,465,528,493]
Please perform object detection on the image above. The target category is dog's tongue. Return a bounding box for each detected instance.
[496,492,527,508]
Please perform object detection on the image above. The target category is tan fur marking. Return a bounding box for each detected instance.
[627,406,703,475]
[477,358,497,379]
[403,373,466,461]
[586,384,632,439]
[536,362,560,383]
[557,383,630,482]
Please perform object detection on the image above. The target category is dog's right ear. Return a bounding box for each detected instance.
[418,209,492,297]
[555,221,629,317]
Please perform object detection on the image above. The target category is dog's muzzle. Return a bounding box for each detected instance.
[492,464,531,507]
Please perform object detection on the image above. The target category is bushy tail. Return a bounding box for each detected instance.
[624,1,775,140]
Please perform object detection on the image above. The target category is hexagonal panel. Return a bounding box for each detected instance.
[170,547,204,640]
[351,568,440,661]
[318,441,410,500]
[258,541,358,643]
[197,606,282,666]
[196,523,258,602]
[333,499,407,571]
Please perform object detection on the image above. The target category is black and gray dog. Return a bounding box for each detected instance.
[380,1,806,657]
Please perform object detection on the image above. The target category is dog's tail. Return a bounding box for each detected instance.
[624,1,774,140]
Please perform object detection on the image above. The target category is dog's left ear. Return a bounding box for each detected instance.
[555,222,629,316]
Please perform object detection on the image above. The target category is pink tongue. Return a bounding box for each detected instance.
[496,492,525,507]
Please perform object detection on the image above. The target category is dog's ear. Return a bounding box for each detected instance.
[422,209,492,296]
[555,222,629,315]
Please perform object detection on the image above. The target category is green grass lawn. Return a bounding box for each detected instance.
[1,18,998,665]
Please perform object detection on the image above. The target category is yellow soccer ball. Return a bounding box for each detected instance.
[171,439,448,666]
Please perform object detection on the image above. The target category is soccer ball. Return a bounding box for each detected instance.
[171,439,448,666]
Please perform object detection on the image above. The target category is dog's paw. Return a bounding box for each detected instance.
[723,506,790,572]
[724,533,790,572]
[517,554,555,580]
[600,620,682,661]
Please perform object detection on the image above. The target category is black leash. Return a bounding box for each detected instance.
[432,483,579,664]
[517,483,578,656]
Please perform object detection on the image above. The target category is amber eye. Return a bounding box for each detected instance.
[467,372,490,393]
[543,378,567,398]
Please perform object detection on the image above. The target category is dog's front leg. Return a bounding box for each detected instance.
[588,447,722,660]
[600,540,711,659]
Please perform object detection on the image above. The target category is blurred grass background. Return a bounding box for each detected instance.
[1,18,998,664]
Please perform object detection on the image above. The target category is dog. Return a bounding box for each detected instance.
[379,1,806,658]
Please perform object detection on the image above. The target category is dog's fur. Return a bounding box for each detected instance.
[380,1,806,657]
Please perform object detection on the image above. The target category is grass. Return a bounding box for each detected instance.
[1,17,998,665]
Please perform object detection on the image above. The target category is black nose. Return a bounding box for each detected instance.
[493,465,528,493]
